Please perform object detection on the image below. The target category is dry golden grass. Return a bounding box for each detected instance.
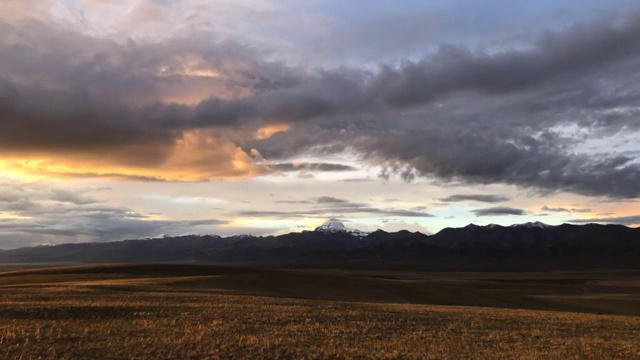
[0,264,638,359]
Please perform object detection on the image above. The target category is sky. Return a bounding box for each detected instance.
[1,0,640,248]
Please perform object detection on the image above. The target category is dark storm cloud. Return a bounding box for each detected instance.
[0,77,177,164]
[2,12,640,196]
[254,12,640,125]
[0,21,304,167]
[472,207,528,216]
[252,13,640,123]
[249,15,640,199]
[5,14,640,140]
[569,215,640,226]
[350,125,640,198]
[374,17,640,107]
[440,194,510,203]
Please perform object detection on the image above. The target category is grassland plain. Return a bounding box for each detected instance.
[0,264,639,359]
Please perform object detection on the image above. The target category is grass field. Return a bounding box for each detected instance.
[0,264,639,359]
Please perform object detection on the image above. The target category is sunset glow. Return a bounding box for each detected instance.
[0,0,639,248]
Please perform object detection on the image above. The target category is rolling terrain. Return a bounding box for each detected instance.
[1,221,638,358]
[0,264,639,359]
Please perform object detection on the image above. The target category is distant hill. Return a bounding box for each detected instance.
[1,222,639,271]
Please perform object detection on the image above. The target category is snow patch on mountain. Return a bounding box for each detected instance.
[510,221,553,229]
[315,218,370,237]
[464,222,553,229]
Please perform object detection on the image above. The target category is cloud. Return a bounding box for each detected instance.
[0,18,291,180]
[238,195,433,218]
[316,196,349,204]
[238,208,434,218]
[0,182,104,209]
[0,215,229,249]
[541,205,592,213]
[374,18,640,107]
[250,14,640,199]
[274,200,313,204]
[1,4,640,198]
[569,215,640,226]
[440,194,509,203]
[571,208,592,213]
[48,189,105,205]
[1,2,640,247]
[269,163,357,172]
[0,179,230,248]
[472,207,528,216]
[351,124,640,198]
[337,178,375,183]
[541,205,570,213]
[0,128,269,181]
[141,195,227,205]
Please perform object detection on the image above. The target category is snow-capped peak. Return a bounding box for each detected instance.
[510,221,552,229]
[316,218,347,232]
[314,218,370,237]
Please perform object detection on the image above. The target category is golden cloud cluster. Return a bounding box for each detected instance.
[0,130,271,182]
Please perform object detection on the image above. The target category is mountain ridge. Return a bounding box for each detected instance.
[1,222,638,271]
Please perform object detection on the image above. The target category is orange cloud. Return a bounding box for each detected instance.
[0,130,270,182]
[255,123,291,140]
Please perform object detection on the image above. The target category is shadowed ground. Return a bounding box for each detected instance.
[0,264,639,359]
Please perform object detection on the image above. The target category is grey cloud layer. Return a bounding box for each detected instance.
[440,194,509,203]
[541,205,592,213]
[255,15,640,198]
[472,207,528,216]
[269,163,357,173]
[1,11,640,197]
[238,196,433,219]
[0,181,228,248]
[569,215,640,226]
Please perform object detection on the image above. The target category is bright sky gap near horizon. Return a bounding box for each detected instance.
[1,0,640,248]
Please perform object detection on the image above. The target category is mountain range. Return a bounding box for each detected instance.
[1,219,639,271]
